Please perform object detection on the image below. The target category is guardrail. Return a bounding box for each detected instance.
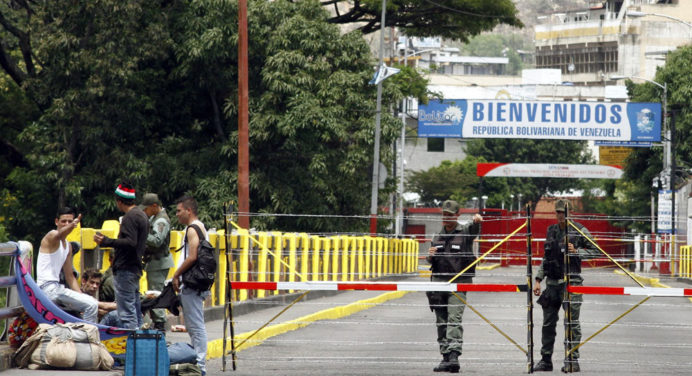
[62,222,419,307]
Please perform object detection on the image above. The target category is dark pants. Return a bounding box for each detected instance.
[540,283,583,360]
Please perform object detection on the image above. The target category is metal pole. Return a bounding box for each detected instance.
[526,203,534,373]
[563,206,574,372]
[237,0,250,229]
[369,0,387,235]
[670,107,677,274]
[396,107,406,236]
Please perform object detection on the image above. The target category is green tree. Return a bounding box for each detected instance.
[465,139,594,209]
[405,155,511,207]
[322,0,523,40]
[586,45,692,231]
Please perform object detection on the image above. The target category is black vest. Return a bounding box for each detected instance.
[543,222,585,279]
[430,223,479,278]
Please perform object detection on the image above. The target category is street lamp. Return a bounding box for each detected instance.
[626,10,692,30]
[611,73,677,268]
[369,0,387,235]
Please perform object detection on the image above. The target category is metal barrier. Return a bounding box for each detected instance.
[680,245,692,279]
[0,241,33,341]
[67,222,419,307]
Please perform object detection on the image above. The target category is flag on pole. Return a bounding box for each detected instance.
[369,63,401,85]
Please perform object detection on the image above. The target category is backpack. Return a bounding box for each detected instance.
[181,224,217,292]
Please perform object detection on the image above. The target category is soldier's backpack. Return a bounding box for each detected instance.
[181,224,217,292]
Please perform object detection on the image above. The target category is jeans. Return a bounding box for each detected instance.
[114,270,143,329]
[42,282,99,323]
[99,310,121,327]
[180,287,209,373]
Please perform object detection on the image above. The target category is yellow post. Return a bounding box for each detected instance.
[285,233,298,292]
[256,232,270,299]
[168,230,184,279]
[299,233,310,282]
[238,228,250,301]
[321,237,330,282]
[272,232,283,296]
[340,236,350,281]
[311,237,321,282]
[344,236,355,282]
[216,229,227,306]
[361,236,370,279]
[330,236,340,281]
[382,237,390,275]
[355,236,364,280]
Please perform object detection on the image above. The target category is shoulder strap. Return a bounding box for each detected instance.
[189,224,206,243]
[174,227,191,253]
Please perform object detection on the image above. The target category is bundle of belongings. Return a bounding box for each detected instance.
[168,342,202,376]
[13,322,113,370]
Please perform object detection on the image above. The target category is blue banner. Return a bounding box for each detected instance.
[418,99,661,142]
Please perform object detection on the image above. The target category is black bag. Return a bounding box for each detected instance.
[181,225,217,292]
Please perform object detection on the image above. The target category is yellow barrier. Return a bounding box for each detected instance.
[70,222,420,307]
[681,246,691,279]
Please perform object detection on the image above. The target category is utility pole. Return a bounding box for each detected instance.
[237,0,250,229]
[369,0,387,235]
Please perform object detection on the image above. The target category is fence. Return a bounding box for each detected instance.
[64,221,419,307]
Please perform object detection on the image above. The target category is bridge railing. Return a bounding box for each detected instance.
[64,222,419,307]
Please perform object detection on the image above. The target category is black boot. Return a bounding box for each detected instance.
[447,351,460,373]
[561,360,580,373]
[534,358,553,372]
[433,353,451,372]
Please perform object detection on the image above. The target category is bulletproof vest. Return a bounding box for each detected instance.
[147,210,171,259]
[543,222,584,280]
[430,227,478,278]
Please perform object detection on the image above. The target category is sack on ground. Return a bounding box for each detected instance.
[168,342,197,364]
[181,224,217,292]
[28,322,113,370]
[169,362,202,376]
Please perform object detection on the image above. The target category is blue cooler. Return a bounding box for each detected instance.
[125,329,169,376]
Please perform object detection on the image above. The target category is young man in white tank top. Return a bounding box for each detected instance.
[36,207,98,322]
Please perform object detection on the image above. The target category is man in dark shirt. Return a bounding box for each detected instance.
[94,181,148,329]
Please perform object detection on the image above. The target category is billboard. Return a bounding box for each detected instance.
[476,163,623,179]
[418,99,661,142]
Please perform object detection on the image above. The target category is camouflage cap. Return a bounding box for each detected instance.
[138,193,162,210]
[555,199,569,212]
[442,200,460,214]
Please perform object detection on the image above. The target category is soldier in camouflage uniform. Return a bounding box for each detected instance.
[426,200,482,373]
[533,199,599,372]
[139,193,174,331]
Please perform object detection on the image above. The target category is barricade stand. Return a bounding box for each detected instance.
[447,220,530,356]
[563,206,575,373]
[558,219,650,360]
[525,204,534,373]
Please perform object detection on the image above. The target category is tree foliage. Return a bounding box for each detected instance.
[464,139,594,209]
[585,45,692,231]
[0,0,525,242]
[321,0,522,40]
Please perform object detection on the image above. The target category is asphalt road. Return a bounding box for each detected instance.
[203,267,692,375]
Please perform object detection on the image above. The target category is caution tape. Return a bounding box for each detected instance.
[230,281,692,297]
[230,281,527,293]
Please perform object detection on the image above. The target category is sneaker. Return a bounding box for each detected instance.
[534,360,553,371]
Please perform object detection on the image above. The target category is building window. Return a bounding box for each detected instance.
[427,138,445,152]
